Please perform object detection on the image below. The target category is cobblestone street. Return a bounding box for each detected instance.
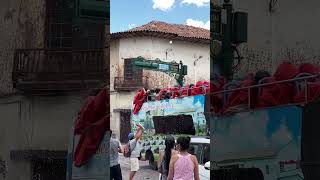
[119,155,159,180]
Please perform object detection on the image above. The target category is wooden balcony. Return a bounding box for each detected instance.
[114,76,149,91]
[12,49,106,92]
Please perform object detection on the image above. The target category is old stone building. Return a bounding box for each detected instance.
[109,21,210,142]
[0,0,108,179]
[214,0,320,77]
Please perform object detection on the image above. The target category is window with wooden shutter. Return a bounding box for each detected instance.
[46,0,73,49]
[124,59,142,84]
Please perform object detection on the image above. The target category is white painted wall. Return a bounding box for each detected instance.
[110,36,210,138]
[216,0,320,76]
[109,91,136,138]
[0,94,85,180]
[110,37,210,89]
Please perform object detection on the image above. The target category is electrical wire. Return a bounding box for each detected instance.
[29,97,34,150]
[269,0,278,12]
[232,45,243,71]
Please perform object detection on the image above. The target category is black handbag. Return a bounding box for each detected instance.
[138,152,142,160]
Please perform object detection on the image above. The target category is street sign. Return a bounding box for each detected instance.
[133,59,181,74]
[131,57,187,86]
[158,64,169,71]
[169,63,179,73]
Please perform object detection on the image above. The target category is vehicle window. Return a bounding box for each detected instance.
[189,143,201,164]
[203,144,210,164]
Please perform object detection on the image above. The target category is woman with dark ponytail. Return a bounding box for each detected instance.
[167,136,200,180]
[158,135,177,180]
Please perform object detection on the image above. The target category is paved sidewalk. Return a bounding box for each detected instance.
[119,154,159,180]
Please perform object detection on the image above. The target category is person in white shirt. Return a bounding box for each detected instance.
[128,124,144,180]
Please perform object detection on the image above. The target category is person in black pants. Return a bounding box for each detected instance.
[110,130,123,180]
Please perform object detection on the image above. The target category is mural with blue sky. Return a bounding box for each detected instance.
[212,106,302,161]
[131,95,206,134]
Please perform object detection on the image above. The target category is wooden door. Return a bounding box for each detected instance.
[120,111,131,143]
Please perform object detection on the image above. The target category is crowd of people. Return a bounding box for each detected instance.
[132,81,210,114]
[110,123,200,180]
[158,135,200,180]
[133,62,320,115]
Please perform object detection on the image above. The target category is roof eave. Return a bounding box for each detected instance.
[110,31,210,44]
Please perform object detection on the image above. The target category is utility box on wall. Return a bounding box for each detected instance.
[211,5,222,41]
[232,12,248,44]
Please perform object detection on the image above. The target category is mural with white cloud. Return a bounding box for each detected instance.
[131,95,206,133]
[131,95,207,152]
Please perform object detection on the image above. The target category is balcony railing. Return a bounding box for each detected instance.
[114,76,149,91]
[12,48,106,91]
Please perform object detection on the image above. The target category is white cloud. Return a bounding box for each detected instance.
[186,19,210,30]
[153,0,175,11]
[181,0,209,7]
[128,24,137,29]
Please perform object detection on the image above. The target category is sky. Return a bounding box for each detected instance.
[110,0,210,33]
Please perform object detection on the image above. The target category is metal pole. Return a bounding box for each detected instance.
[177,61,184,87]
[212,1,234,82]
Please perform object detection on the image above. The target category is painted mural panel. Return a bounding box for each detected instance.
[211,105,303,179]
[131,95,207,152]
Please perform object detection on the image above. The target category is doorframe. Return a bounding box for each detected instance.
[114,109,131,143]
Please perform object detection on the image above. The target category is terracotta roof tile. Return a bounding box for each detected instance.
[128,21,210,39]
[111,21,210,44]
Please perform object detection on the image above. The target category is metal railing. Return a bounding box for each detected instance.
[12,48,106,91]
[130,74,320,113]
[12,48,105,84]
[208,74,320,112]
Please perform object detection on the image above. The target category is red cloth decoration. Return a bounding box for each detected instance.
[293,82,320,103]
[299,63,320,75]
[73,88,110,167]
[256,79,294,107]
[274,62,299,81]
[221,74,255,113]
[130,63,320,114]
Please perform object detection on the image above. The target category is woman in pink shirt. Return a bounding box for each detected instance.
[167,136,200,180]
